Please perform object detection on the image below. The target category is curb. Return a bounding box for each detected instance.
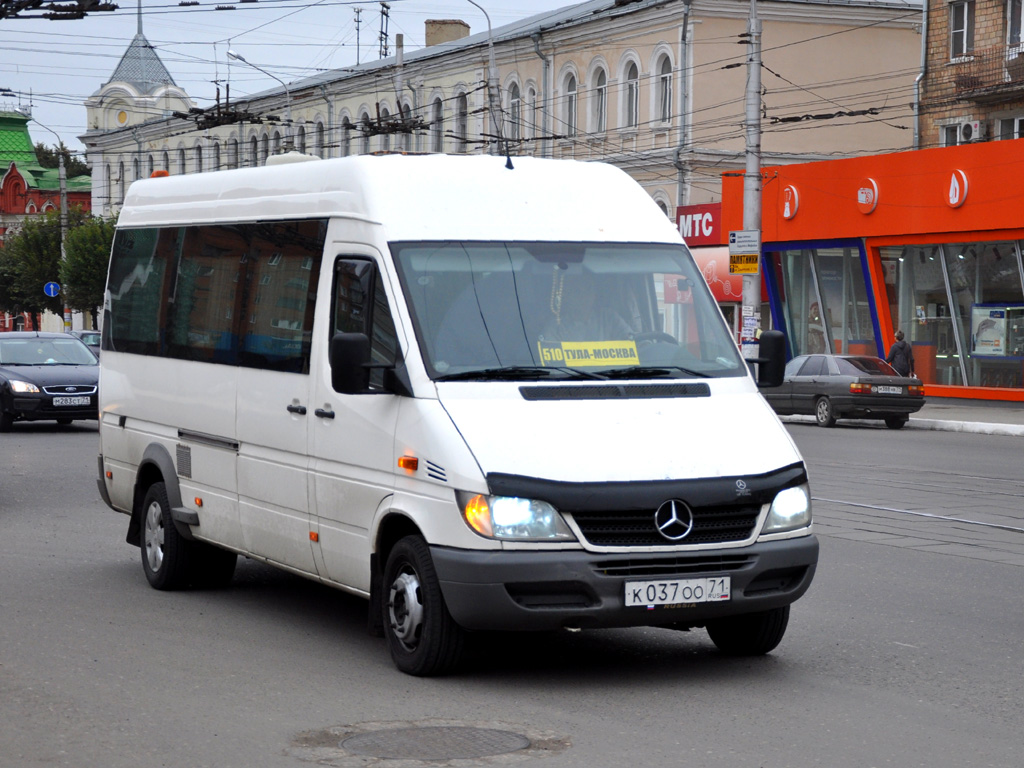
[778,415,1024,437]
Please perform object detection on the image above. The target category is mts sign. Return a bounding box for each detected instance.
[676,203,721,247]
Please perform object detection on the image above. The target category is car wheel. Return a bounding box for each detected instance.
[0,409,13,432]
[383,535,465,676]
[884,416,907,430]
[706,605,790,655]
[140,482,194,590]
[814,396,837,427]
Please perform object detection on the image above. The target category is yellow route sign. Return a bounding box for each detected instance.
[729,254,760,275]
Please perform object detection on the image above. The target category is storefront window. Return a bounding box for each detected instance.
[880,242,1024,388]
[768,244,877,358]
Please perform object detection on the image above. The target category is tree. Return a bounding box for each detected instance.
[34,141,90,179]
[61,216,115,328]
[0,208,89,329]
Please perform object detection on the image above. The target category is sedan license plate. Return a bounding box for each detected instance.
[875,385,902,394]
[625,576,731,607]
[53,396,90,406]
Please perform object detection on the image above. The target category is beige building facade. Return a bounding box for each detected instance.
[82,0,923,220]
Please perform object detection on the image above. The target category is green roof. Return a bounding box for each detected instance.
[0,111,40,169]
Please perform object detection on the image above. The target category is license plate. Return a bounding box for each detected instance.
[625,576,731,607]
[53,396,90,406]
[875,386,902,394]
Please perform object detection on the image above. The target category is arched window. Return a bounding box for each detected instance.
[249,136,258,167]
[194,145,203,173]
[624,61,639,128]
[118,161,125,202]
[455,93,468,153]
[272,130,282,155]
[380,107,391,152]
[526,86,537,141]
[341,117,352,156]
[260,134,269,164]
[105,164,111,204]
[657,55,672,124]
[565,74,577,137]
[431,98,444,153]
[508,82,521,142]
[228,139,238,169]
[212,142,221,171]
[146,154,154,177]
[132,157,140,181]
[161,150,170,172]
[396,102,410,151]
[316,122,325,157]
[177,148,186,174]
[360,113,371,154]
[593,68,607,133]
[296,126,306,154]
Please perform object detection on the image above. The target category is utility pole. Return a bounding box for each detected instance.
[378,2,390,59]
[354,7,363,65]
[465,0,503,156]
[741,0,762,359]
[31,118,71,331]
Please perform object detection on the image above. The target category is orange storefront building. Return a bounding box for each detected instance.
[714,141,1024,402]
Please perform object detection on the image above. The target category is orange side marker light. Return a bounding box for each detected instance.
[398,455,419,472]
[309,531,319,542]
[194,497,203,507]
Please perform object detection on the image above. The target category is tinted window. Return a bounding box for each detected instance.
[797,356,825,376]
[106,220,326,373]
[332,258,399,390]
[836,357,897,376]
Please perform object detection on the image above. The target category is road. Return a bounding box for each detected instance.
[1,421,1022,768]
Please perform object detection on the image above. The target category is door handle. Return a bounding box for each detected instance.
[287,404,307,415]
[315,408,335,419]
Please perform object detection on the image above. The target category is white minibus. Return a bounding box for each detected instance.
[97,154,817,675]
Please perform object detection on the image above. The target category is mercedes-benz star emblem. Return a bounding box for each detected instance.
[654,499,694,541]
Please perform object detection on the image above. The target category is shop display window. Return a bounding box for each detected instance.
[879,241,1024,388]
[768,244,878,358]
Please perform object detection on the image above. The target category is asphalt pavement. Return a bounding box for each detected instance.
[780,396,1024,437]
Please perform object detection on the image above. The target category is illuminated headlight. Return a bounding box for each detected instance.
[458,492,576,540]
[763,484,812,534]
[10,380,40,394]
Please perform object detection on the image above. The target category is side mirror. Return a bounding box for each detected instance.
[755,330,786,388]
[330,332,370,394]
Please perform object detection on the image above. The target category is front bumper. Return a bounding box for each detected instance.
[432,535,818,631]
[9,394,98,422]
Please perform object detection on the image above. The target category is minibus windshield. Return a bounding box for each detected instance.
[391,241,745,381]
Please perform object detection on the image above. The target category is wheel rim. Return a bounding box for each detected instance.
[143,500,165,573]
[816,400,830,423]
[388,567,424,652]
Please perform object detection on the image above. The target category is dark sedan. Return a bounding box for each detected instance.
[761,354,925,429]
[0,332,99,431]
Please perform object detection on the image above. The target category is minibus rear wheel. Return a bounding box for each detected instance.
[383,535,465,676]
[141,481,193,590]
[706,605,790,656]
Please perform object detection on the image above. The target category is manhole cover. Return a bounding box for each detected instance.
[341,726,531,760]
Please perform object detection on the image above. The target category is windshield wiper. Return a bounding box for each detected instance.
[435,366,606,382]
[598,365,711,380]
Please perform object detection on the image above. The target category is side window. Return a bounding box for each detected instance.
[797,356,824,376]
[332,258,399,390]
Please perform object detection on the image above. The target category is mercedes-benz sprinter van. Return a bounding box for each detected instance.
[97,154,817,675]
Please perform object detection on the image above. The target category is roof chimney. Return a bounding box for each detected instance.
[425,19,470,47]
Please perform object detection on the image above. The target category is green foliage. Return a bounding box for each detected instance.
[0,208,94,320]
[61,216,115,315]
[33,141,90,179]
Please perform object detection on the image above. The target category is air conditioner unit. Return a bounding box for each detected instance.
[959,120,984,143]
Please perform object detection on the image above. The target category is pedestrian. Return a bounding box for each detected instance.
[886,330,915,377]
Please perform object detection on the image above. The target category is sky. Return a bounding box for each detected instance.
[0,0,569,155]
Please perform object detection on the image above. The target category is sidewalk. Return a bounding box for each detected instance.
[780,398,1024,437]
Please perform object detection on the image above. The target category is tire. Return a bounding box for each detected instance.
[140,481,192,590]
[0,409,13,432]
[56,417,72,426]
[706,605,790,656]
[884,416,907,430]
[814,396,837,427]
[382,535,465,676]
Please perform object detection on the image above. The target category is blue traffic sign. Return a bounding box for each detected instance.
[43,281,60,298]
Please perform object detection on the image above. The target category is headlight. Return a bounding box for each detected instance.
[10,380,40,393]
[458,492,576,541]
[763,484,812,534]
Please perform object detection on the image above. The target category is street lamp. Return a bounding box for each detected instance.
[27,114,71,332]
[464,0,503,156]
[228,49,293,153]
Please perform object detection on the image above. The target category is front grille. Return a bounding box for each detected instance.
[42,384,97,395]
[570,504,760,547]
[520,383,710,401]
[593,554,756,578]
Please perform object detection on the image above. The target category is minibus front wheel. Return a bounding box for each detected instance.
[383,535,465,676]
